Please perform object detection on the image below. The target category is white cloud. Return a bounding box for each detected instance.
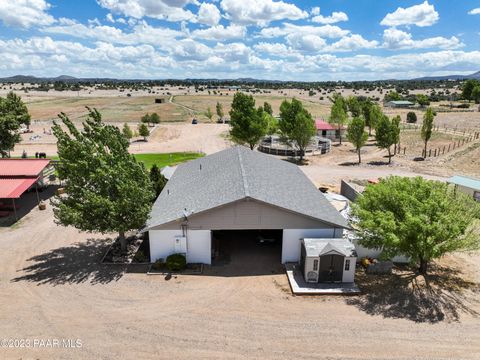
[197,3,221,26]
[383,28,463,50]
[468,8,480,15]
[0,0,54,28]
[106,13,115,23]
[220,0,308,27]
[259,23,349,39]
[311,10,348,25]
[97,0,197,22]
[381,1,439,27]
[326,34,378,52]
[286,33,326,52]
[191,24,246,41]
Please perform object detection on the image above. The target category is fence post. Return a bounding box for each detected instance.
[429,149,431,157]
[434,149,437,157]
[403,147,406,155]
[448,144,451,152]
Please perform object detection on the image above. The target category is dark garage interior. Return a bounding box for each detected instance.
[210,230,284,276]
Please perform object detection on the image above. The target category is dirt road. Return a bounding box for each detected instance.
[0,195,479,359]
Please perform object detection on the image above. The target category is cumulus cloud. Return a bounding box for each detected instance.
[311,8,348,24]
[468,8,480,15]
[259,23,349,39]
[191,24,246,41]
[0,0,55,28]
[197,3,221,26]
[97,0,197,22]
[383,28,463,50]
[381,1,439,27]
[220,0,308,27]
[326,34,378,52]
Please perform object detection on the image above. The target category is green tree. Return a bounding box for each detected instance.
[52,108,154,252]
[122,123,133,140]
[375,115,395,163]
[216,101,224,120]
[150,164,168,198]
[279,98,316,161]
[346,96,362,117]
[0,92,31,157]
[346,117,368,164]
[471,86,480,104]
[416,94,430,107]
[229,92,267,150]
[406,111,417,123]
[384,91,401,102]
[263,101,273,116]
[263,112,278,135]
[205,107,214,122]
[150,112,160,125]
[329,97,348,144]
[138,123,150,141]
[351,176,480,275]
[421,107,435,158]
[391,115,401,155]
[366,104,383,136]
[462,79,480,100]
[141,113,151,126]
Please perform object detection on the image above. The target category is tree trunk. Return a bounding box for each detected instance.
[249,143,254,150]
[387,147,391,164]
[368,126,372,136]
[424,140,428,159]
[357,148,361,164]
[418,258,428,275]
[393,143,397,155]
[338,128,342,145]
[119,231,127,253]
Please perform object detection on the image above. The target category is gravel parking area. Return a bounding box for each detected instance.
[0,197,479,359]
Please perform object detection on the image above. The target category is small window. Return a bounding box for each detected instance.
[313,260,319,271]
[345,260,350,271]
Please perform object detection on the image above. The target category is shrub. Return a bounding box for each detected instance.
[152,258,165,270]
[406,111,417,123]
[166,253,187,271]
[133,250,147,263]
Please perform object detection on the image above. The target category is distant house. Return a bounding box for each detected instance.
[315,120,345,141]
[385,100,415,108]
[447,175,480,202]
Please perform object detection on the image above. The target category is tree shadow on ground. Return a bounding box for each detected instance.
[339,161,360,166]
[346,264,480,323]
[11,238,126,285]
[367,160,391,166]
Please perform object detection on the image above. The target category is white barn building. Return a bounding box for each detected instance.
[145,146,349,266]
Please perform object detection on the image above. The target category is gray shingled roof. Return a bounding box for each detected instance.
[146,146,348,229]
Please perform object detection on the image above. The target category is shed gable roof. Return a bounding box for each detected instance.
[146,146,348,229]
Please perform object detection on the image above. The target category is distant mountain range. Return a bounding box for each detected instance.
[0,71,479,83]
[413,71,480,81]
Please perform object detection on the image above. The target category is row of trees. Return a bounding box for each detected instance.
[228,93,315,159]
[462,79,480,103]
[0,92,31,157]
[123,123,150,141]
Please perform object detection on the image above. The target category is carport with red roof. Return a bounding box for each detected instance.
[0,159,51,220]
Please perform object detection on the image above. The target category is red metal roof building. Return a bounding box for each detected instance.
[0,159,51,219]
[315,120,336,131]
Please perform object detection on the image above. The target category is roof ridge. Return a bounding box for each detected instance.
[236,146,250,197]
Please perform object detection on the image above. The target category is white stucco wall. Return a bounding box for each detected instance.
[282,228,341,264]
[149,229,212,264]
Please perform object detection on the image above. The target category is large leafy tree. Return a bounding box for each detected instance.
[0,92,31,157]
[263,101,273,116]
[347,117,368,164]
[375,115,395,163]
[366,103,382,136]
[391,115,401,155]
[52,108,154,252]
[421,107,435,158]
[328,97,347,144]
[279,98,316,161]
[150,164,168,198]
[229,92,267,150]
[346,96,362,117]
[462,79,480,100]
[352,176,480,275]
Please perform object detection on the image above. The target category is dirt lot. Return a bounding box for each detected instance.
[0,192,479,359]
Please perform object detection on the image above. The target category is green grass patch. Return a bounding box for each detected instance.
[133,152,204,169]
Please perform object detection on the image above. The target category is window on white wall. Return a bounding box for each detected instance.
[345,259,350,271]
[313,260,318,271]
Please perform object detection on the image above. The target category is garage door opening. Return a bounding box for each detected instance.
[210,230,284,276]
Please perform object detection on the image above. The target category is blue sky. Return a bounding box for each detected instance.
[0,0,479,80]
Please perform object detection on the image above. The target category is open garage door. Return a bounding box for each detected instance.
[211,230,283,276]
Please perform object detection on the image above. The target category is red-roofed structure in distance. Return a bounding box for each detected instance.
[315,119,346,142]
[0,159,52,220]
